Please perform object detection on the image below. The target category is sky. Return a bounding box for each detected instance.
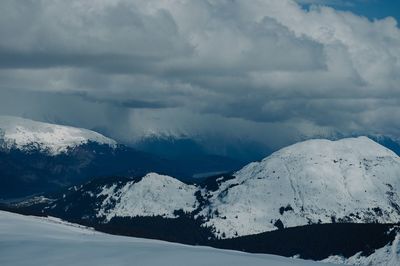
[0,0,399,150]
[298,0,400,22]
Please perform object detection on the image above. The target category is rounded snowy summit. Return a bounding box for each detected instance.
[201,137,400,238]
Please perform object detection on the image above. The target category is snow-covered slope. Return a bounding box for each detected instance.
[0,211,330,266]
[200,137,400,238]
[0,116,116,155]
[323,231,400,265]
[96,173,199,221]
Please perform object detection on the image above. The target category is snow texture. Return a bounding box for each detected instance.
[201,137,400,238]
[0,116,116,155]
[97,173,199,221]
[323,230,400,265]
[0,210,331,266]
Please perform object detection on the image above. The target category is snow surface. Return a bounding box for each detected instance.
[323,230,400,265]
[200,137,400,238]
[97,173,199,221]
[0,211,331,266]
[0,116,116,155]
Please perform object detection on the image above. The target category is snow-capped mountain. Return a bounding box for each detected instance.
[32,173,201,226]
[201,136,400,237]
[97,173,199,221]
[0,116,116,155]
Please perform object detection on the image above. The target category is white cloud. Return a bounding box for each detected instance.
[0,0,399,147]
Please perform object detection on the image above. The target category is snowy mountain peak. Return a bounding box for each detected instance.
[272,136,397,159]
[201,137,400,238]
[96,173,199,221]
[0,116,117,155]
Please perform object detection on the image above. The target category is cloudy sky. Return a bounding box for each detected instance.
[0,0,399,149]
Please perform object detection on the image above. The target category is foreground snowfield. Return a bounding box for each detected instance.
[0,211,331,266]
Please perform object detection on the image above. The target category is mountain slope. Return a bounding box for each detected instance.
[323,231,400,265]
[97,173,199,221]
[0,116,116,155]
[200,137,400,237]
[0,211,330,266]
[370,135,400,157]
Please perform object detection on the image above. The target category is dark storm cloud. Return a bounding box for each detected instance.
[77,92,180,109]
[0,49,156,73]
[0,0,399,146]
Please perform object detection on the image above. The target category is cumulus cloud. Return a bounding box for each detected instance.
[0,0,399,148]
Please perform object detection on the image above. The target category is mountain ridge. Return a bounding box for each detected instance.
[0,115,116,155]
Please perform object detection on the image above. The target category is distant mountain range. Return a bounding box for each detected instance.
[4,136,400,262]
[132,135,246,179]
[0,116,248,199]
[132,133,271,166]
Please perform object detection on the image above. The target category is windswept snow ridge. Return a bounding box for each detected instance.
[0,116,116,155]
[0,211,330,266]
[97,173,199,221]
[201,137,400,238]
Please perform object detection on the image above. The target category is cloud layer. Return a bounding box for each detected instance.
[0,0,399,148]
